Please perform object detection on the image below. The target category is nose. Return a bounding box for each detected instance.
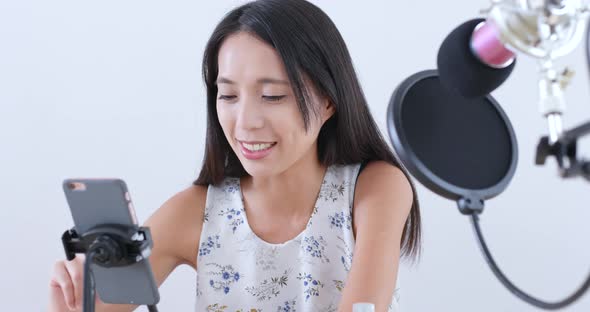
[235,96,265,130]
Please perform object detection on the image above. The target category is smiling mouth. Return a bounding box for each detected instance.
[239,141,277,152]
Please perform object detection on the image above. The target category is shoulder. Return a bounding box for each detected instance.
[164,184,208,212]
[352,161,413,234]
[340,161,413,309]
[157,184,208,225]
[143,184,208,269]
[355,160,413,204]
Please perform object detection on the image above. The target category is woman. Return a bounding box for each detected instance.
[48,0,421,311]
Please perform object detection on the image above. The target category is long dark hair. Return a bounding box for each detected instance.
[193,0,421,260]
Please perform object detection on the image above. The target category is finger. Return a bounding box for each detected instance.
[64,255,85,310]
[51,261,76,311]
[48,282,69,312]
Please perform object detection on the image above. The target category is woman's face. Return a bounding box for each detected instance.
[216,31,333,177]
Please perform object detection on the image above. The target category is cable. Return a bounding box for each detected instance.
[586,14,590,89]
[83,249,98,312]
[469,213,590,310]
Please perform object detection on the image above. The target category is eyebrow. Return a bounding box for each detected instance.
[216,76,290,85]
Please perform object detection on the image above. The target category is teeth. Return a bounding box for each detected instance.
[242,142,274,151]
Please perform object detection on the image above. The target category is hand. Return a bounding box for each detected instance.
[48,254,102,312]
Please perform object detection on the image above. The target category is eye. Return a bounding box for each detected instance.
[218,95,237,101]
[263,95,286,102]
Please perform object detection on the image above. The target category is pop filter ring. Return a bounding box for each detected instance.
[387,69,518,214]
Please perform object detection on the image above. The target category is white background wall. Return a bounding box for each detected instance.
[2,0,590,311]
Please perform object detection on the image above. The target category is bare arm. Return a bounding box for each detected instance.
[49,185,207,312]
[337,161,413,312]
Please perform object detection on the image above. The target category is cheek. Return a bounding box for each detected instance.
[216,105,235,135]
[276,108,320,146]
[273,106,303,139]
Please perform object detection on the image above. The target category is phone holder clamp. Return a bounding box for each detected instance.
[61,224,153,268]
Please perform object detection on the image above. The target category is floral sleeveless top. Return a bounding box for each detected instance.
[196,163,400,311]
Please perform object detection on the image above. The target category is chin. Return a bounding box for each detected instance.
[239,160,279,177]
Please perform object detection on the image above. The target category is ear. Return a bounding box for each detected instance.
[321,98,336,124]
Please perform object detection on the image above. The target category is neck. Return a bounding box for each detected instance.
[241,145,327,216]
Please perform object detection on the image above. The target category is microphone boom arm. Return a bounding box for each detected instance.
[536,118,590,181]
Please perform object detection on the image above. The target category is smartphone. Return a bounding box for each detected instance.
[62,178,160,305]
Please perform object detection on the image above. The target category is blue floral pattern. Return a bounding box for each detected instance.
[297,273,323,301]
[302,235,330,263]
[276,298,297,312]
[205,263,241,295]
[328,211,351,230]
[199,235,221,257]
[223,179,240,194]
[218,207,244,233]
[196,163,400,311]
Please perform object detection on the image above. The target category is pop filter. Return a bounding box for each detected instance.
[387,70,590,310]
[387,69,518,213]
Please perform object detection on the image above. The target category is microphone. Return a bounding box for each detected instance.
[437,0,588,99]
[437,18,516,98]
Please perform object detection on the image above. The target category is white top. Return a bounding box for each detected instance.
[195,163,400,311]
